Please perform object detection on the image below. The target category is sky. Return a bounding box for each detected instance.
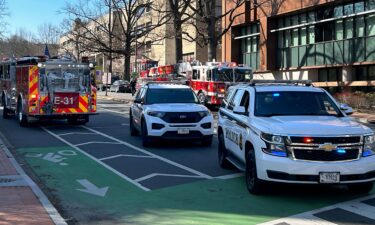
[6,0,73,36]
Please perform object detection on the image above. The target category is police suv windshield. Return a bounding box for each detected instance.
[255,91,343,117]
[146,88,199,104]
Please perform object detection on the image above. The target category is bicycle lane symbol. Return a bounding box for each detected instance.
[25,150,78,166]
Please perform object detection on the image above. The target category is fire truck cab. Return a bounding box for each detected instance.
[188,62,253,106]
[1,57,97,126]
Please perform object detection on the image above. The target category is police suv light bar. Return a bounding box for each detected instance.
[249,79,313,86]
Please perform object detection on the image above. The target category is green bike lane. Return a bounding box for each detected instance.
[17,146,375,225]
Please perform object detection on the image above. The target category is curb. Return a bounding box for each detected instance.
[0,139,67,225]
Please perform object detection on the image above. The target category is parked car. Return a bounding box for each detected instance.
[110,80,131,93]
[218,80,374,195]
[129,83,214,147]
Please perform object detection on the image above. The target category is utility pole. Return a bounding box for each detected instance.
[105,0,113,97]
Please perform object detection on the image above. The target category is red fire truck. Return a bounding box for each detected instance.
[0,57,97,126]
[185,62,252,105]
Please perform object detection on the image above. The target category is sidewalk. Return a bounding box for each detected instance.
[351,111,375,124]
[0,139,66,225]
[97,91,134,103]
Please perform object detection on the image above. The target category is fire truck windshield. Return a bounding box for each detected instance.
[212,68,252,82]
[39,65,90,93]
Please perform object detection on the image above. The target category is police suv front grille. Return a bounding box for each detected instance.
[293,148,360,161]
[290,136,361,144]
[288,136,362,162]
[162,112,202,123]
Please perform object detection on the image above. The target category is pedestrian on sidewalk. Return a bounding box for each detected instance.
[130,77,137,96]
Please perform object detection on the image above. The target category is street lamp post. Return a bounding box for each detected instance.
[105,0,113,97]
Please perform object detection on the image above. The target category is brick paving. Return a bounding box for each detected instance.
[0,187,54,225]
[0,147,56,225]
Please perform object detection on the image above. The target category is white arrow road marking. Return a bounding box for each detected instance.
[76,179,109,197]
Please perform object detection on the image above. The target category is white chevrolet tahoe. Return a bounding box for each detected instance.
[130,83,214,147]
[218,80,375,195]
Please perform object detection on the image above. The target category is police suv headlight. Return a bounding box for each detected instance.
[363,134,375,157]
[198,111,210,118]
[147,111,166,118]
[260,132,287,157]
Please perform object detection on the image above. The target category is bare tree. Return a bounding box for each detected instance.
[184,0,248,61]
[61,0,170,80]
[37,22,61,44]
[163,0,194,62]
[0,0,8,38]
[0,29,50,57]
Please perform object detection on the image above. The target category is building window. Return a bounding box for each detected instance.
[353,65,375,81]
[275,0,375,69]
[318,68,342,82]
[239,23,259,70]
[183,52,194,62]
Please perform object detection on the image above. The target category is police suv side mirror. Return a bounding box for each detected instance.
[134,99,143,104]
[233,106,248,116]
[339,103,353,115]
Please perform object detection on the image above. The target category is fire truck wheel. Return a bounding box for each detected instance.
[198,92,207,105]
[18,103,29,127]
[2,97,10,119]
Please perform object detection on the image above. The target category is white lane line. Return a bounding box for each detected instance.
[75,141,122,147]
[215,173,243,180]
[99,108,129,115]
[135,173,203,183]
[82,126,213,179]
[259,194,375,225]
[99,154,153,161]
[338,202,375,220]
[58,132,95,136]
[42,127,150,191]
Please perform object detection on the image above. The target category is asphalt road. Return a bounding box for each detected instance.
[0,100,374,225]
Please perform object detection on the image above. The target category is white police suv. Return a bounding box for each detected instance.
[218,80,375,195]
[130,83,214,147]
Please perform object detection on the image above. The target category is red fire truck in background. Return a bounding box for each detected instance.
[181,61,253,106]
[135,60,252,106]
[0,57,97,126]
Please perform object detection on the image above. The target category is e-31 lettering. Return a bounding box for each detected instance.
[55,96,74,105]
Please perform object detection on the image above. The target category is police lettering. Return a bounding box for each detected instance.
[225,128,239,145]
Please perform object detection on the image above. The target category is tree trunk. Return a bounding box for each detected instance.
[124,55,131,81]
[175,21,183,63]
[207,0,217,62]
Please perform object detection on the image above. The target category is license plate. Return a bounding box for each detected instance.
[319,172,340,184]
[177,128,189,134]
[53,93,79,108]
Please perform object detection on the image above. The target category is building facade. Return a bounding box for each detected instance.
[223,0,375,91]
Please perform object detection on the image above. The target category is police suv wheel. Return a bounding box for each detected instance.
[129,114,139,136]
[141,120,152,147]
[245,151,264,195]
[218,132,231,169]
[348,182,374,194]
